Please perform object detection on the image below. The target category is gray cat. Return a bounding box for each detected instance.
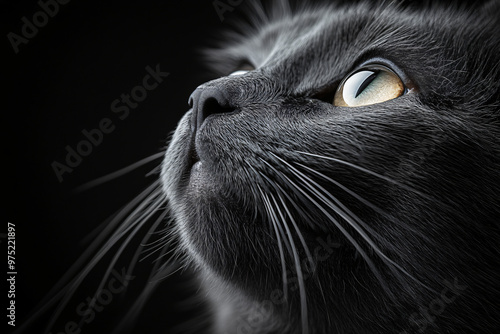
[162,1,500,333]
[17,1,500,333]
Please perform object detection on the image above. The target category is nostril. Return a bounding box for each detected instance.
[199,97,230,124]
[190,86,235,134]
[188,94,194,108]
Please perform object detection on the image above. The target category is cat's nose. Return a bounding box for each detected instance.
[189,86,234,134]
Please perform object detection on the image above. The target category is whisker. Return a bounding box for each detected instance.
[258,185,289,301]
[289,159,435,293]
[81,195,167,331]
[112,263,181,334]
[145,164,163,178]
[89,194,167,297]
[258,179,293,256]
[257,158,336,328]
[73,151,165,193]
[274,183,331,328]
[44,182,164,333]
[149,256,185,283]
[270,193,309,334]
[141,233,176,263]
[140,229,172,248]
[127,210,171,278]
[77,194,167,329]
[288,155,437,294]
[277,155,389,248]
[12,181,162,334]
[242,163,263,222]
[258,159,319,228]
[297,162,389,217]
[297,163,427,238]
[294,150,431,199]
[276,192,313,271]
[264,155,395,300]
[288,163,384,243]
[149,226,185,282]
[152,245,181,264]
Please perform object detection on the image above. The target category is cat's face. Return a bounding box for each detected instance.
[162,1,499,332]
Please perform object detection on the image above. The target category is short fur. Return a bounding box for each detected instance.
[17,1,499,334]
[162,1,500,333]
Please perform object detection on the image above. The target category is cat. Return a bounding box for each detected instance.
[16,0,500,333]
[161,0,500,333]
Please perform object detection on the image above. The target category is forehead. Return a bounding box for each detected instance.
[220,3,494,98]
[244,5,466,66]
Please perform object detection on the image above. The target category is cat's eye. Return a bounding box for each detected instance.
[229,63,255,76]
[230,70,250,76]
[333,66,405,107]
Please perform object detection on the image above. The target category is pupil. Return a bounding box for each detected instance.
[355,71,379,98]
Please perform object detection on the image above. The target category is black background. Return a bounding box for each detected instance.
[3,1,239,333]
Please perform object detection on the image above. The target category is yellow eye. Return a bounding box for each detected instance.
[333,66,405,107]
